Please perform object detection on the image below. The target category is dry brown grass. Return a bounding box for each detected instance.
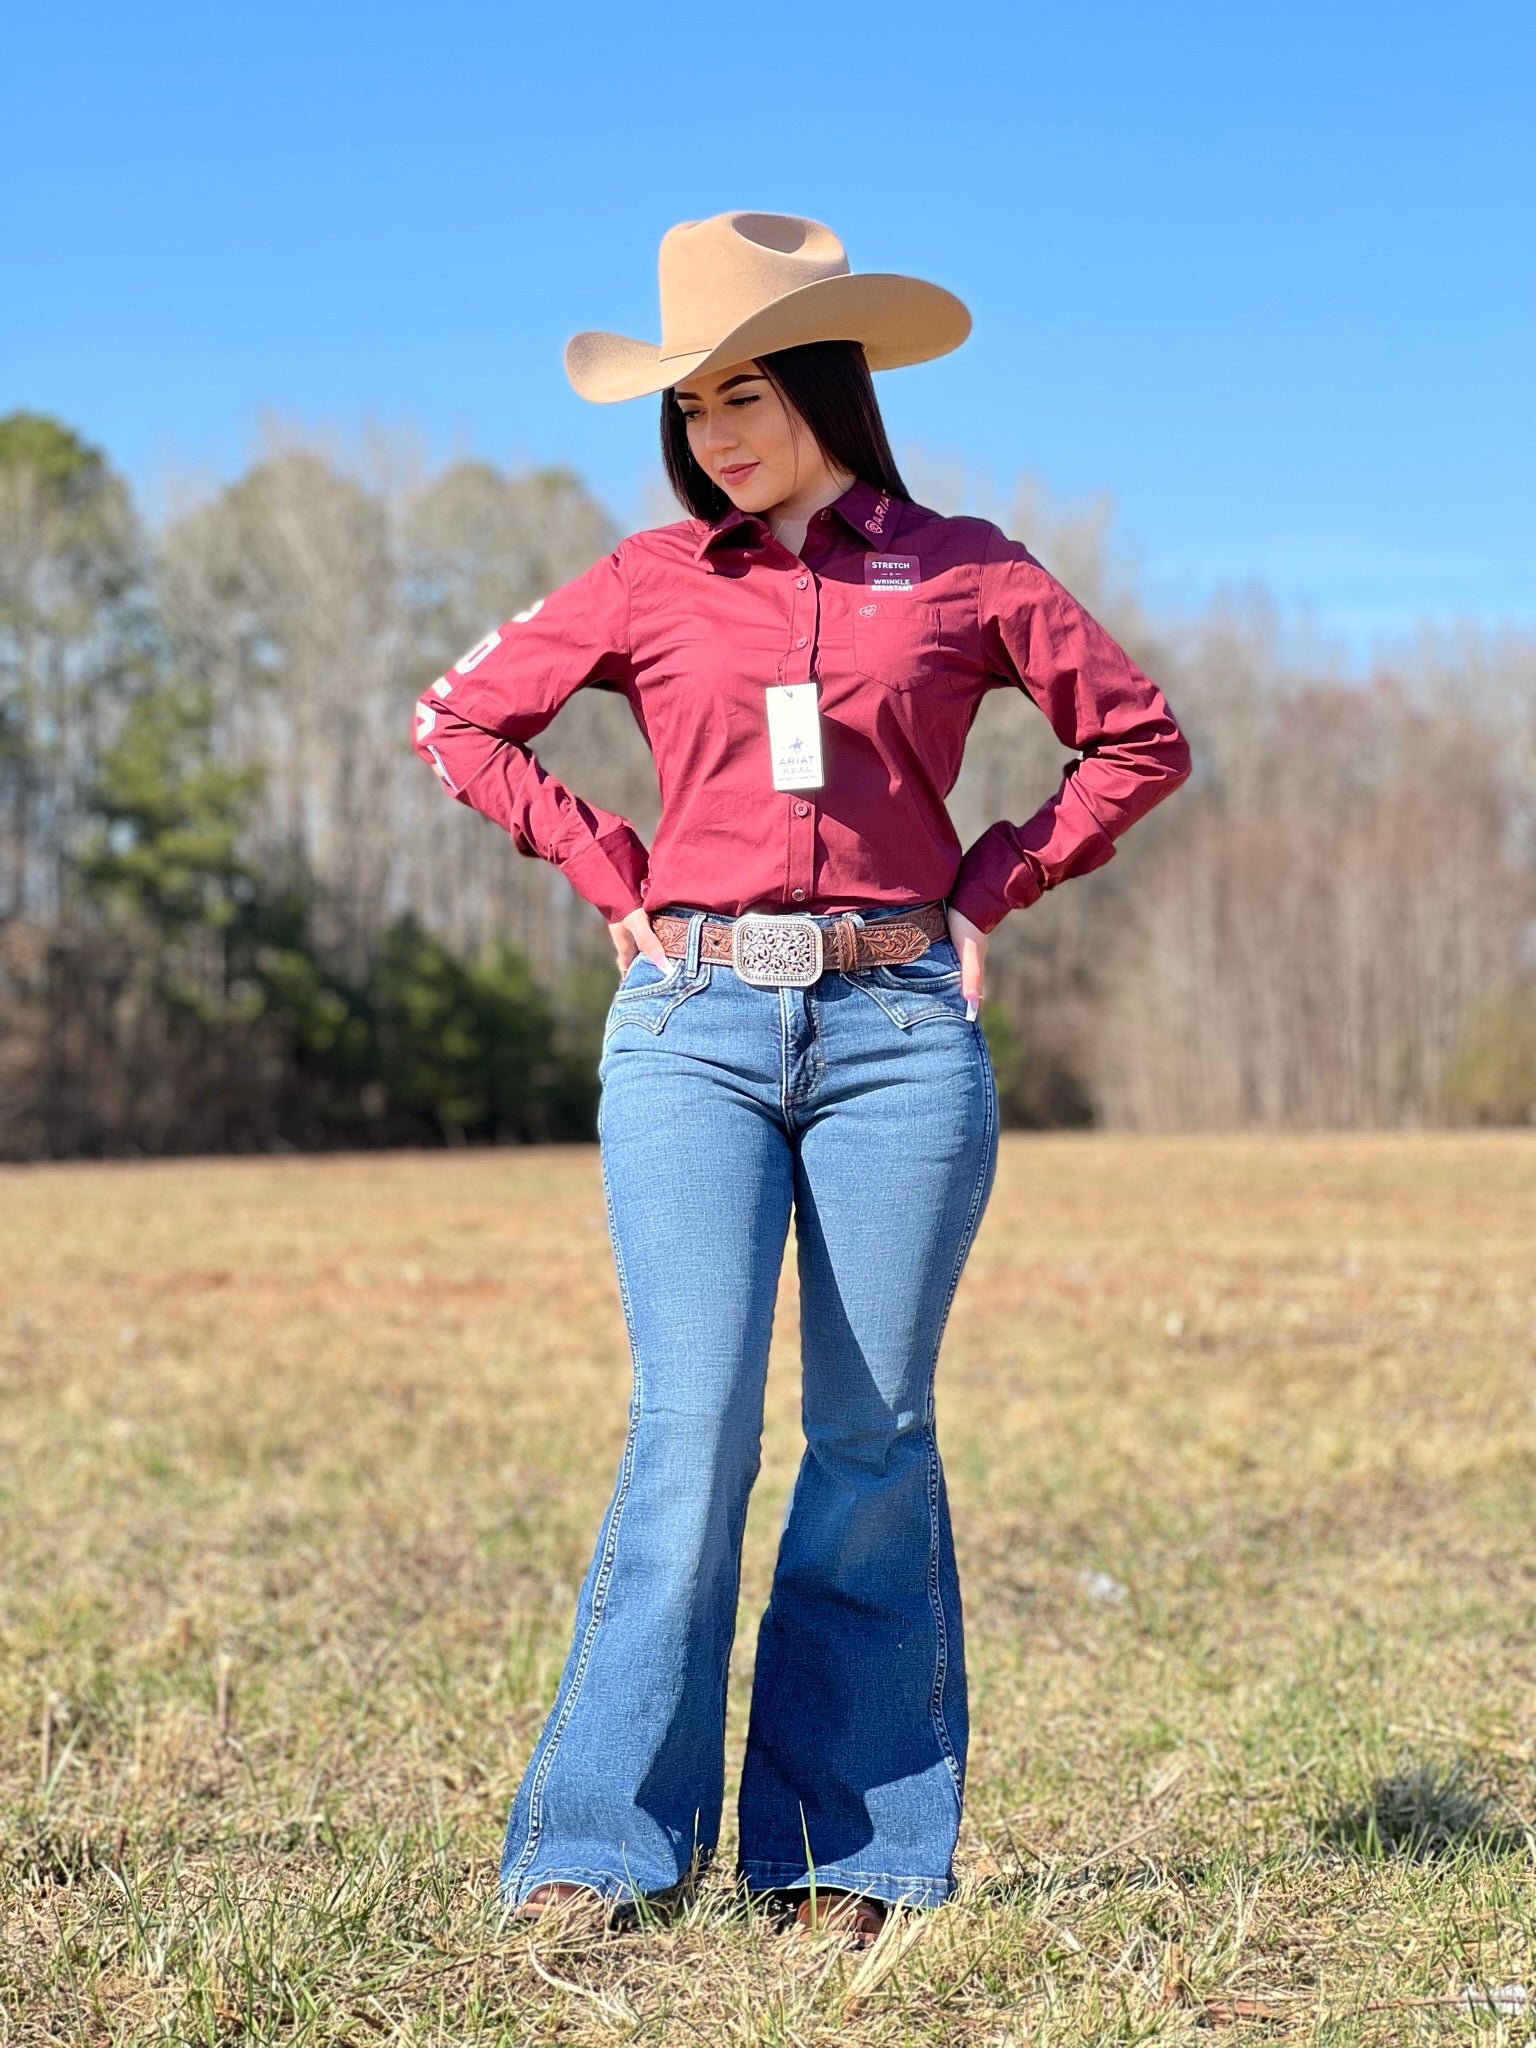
[1,1135,1533,2044]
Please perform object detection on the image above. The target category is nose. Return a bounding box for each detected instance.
[700,407,737,454]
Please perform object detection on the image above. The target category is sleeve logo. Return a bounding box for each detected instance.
[452,598,543,675]
[453,628,503,675]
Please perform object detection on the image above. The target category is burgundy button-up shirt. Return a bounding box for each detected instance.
[411,479,1190,933]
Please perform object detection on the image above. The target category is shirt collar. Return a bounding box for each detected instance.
[824,479,905,548]
[694,502,764,562]
[695,480,907,565]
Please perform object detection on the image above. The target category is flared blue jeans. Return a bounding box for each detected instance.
[500,905,999,1910]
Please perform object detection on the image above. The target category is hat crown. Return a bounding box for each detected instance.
[657,212,850,362]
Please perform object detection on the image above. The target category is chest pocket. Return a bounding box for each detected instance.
[850,596,941,692]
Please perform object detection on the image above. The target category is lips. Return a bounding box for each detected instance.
[719,462,759,486]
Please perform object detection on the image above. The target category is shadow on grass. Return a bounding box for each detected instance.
[969,1867,1164,1908]
[8,1823,112,1889]
[1318,1761,1532,1862]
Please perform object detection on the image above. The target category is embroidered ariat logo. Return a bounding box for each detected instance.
[863,494,891,537]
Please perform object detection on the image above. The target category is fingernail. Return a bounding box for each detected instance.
[965,998,978,1022]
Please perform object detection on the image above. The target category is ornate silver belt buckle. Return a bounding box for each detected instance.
[731,912,824,989]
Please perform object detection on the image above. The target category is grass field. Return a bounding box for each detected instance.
[1,1135,1533,2045]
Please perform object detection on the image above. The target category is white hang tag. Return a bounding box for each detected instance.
[766,682,824,790]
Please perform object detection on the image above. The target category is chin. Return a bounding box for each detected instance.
[718,476,783,515]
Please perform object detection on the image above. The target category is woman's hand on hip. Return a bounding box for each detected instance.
[946,904,986,1019]
[609,906,669,974]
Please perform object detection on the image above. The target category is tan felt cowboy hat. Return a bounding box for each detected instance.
[565,211,971,404]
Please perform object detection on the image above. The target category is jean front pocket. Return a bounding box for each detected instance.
[612,952,681,998]
[852,941,970,1029]
[604,957,712,1041]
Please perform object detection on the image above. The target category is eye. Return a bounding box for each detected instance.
[677,408,702,422]
[727,394,760,408]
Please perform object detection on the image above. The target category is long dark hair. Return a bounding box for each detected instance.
[661,339,910,522]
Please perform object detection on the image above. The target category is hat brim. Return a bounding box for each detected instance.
[565,272,971,403]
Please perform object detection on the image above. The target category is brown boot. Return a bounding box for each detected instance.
[791,1889,888,1948]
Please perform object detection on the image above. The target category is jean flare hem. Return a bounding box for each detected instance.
[737,1862,955,1910]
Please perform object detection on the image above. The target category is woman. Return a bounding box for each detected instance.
[413,212,1190,1944]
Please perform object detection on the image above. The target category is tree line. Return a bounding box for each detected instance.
[2,409,1532,1157]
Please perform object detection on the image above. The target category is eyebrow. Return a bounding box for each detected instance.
[674,372,766,401]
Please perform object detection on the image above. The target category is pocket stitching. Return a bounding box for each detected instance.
[871,964,964,992]
[610,955,685,1003]
[604,965,710,1038]
[851,974,969,1030]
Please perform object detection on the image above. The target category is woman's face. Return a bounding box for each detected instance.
[673,362,838,516]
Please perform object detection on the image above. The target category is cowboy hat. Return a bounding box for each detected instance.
[564,211,971,404]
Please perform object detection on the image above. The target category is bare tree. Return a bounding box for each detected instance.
[1096,667,1534,1127]
[160,437,646,980]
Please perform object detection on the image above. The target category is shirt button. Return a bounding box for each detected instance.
[793,800,809,817]
[796,575,808,589]
[791,887,806,902]
[795,635,807,648]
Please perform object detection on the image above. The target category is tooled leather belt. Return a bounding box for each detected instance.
[650,902,947,988]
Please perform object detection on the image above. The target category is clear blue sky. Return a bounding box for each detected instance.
[3,0,1531,651]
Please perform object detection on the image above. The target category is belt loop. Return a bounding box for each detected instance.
[685,910,705,976]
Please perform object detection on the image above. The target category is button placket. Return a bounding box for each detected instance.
[787,568,822,902]
[786,783,817,906]
[783,562,820,687]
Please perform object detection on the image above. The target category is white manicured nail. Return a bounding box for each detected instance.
[965,998,978,1022]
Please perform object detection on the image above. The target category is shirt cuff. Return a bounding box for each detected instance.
[557,823,650,923]
[949,828,1047,934]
